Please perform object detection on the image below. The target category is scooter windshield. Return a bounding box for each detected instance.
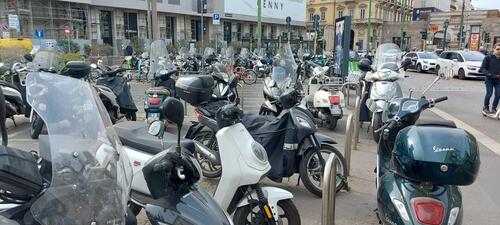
[26,72,132,225]
[221,47,234,74]
[148,40,173,80]
[373,43,403,72]
[273,43,298,83]
[240,48,249,58]
[30,51,64,73]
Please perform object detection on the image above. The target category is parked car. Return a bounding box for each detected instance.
[434,48,444,56]
[402,51,439,73]
[436,51,485,79]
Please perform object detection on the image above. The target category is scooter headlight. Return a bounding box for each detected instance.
[296,116,312,129]
[252,142,268,163]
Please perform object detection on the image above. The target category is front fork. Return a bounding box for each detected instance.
[251,184,277,225]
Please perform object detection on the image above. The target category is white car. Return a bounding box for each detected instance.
[402,51,439,73]
[436,51,485,79]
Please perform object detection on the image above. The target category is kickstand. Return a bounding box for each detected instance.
[296,174,301,186]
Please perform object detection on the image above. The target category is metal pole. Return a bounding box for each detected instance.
[344,114,353,177]
[458,0,465,49]
[322,155,337,225]
[147,0,152,40]
[201,0,205,69]
[400,0,407,48]
[257,0,262,49]
[151,0,159,40]
[443,20,449,50]
[367,0,372,50]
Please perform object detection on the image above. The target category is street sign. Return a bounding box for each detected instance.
[8,14,19,31]
[213,13,220,25]
[35,30,44,38]
[2,24,8,32]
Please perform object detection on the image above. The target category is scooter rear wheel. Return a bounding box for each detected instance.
[233,199,301,225]
[30,113,44,139]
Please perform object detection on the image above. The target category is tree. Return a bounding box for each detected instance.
[57,39,80,54]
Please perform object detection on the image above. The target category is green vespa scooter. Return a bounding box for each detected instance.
[362,63,481,225]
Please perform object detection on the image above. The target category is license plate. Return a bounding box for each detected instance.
[330,105,341,115]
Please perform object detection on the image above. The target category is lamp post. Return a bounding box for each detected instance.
[286,16,291,44]
[443,19,449,50]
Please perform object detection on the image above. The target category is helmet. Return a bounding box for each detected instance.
[358,58,372,72]
[216,104,242,128]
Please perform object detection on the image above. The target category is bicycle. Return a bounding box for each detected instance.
[234,66,257,85]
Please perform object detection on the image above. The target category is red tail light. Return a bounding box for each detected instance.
[194,109,204,120]
[412,198,445,225]
[328,95,340,105]
[148,98,161,105]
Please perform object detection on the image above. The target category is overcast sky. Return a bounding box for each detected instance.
[472,0,500,10]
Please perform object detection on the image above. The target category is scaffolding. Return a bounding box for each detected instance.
[0,0,89,39]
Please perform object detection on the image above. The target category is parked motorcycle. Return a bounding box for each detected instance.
[364,43,407,142]
[301,59,345,130]
[113,97,234,225]
[0,61,27,122]
[144,40,177,123]
[361,63,481,225]
[176,73,301,223]
[0,72,136,225]
[252,48,272,78]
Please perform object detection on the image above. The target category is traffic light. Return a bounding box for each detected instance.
[420,30,428,40]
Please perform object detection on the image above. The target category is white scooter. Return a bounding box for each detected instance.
[198,103,301,224]
[302,64,345,130]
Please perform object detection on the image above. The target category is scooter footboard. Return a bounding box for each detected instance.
[236,186,293,221]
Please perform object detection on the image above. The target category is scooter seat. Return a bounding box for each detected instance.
[114,121,195,155]
[415,119,457,128]
[146,87,171,95]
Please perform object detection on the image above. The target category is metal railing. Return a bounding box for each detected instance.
[322,154,338,225]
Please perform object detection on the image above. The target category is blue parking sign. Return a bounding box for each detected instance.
[213,13,220,25]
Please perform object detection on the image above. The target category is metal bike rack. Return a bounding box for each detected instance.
[322,154,338,225]
[344,113,353,177]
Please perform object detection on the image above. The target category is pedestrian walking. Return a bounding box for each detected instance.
[480,43,500,114]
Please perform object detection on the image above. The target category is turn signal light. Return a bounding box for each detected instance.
[412,198,445,225]
[328,95,340,105]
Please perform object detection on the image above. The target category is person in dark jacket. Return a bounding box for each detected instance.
[480,43,500,114]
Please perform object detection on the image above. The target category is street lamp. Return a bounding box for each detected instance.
[443,19,449,50]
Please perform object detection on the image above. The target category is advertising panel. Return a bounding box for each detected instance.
[224,0,306,23]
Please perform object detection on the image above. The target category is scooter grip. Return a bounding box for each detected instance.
[433,96,448,104]
[383,120,398,139]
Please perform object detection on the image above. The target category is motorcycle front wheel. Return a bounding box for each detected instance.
[372,112,383,143]
[30,112,44,139]
[300,145,347,197]
[233,199,301,225]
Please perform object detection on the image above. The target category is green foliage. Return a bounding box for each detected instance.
[91,44,113,56]
[84,44,92,56]
[0,46,29,68]
[62,53,85,63]
[57,39,80,54]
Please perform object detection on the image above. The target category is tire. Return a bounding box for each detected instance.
[233,199,301,225]
[458,68,466,80]
[128,201,142,216]
[30,113,44,139]
[242,70,258,85]
[328,114,338,131]
[126,112,137,121]
[300,145,347,197]
[435,65,440,76]
[192,130,222,178]
[416,64,422,73]
[372,112,383,143]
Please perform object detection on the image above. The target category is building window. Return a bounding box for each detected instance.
[321,11,326,21]
[349,9,354,17]
[224,22,232,43]
[124,12,138,39]
[249,24,254,38]
[337,10,343,18]
[310,12,314,21]
[166,16,175,40]
[271,25,276,39]
[360,8,366,20]
[237,23,242,41]
[168,0,180,4]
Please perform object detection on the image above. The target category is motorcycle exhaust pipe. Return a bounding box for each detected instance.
[193,140,219,163]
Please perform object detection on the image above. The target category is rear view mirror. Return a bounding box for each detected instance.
[452,59,458,63]
[161,97,185,128]
[148,120,165,138]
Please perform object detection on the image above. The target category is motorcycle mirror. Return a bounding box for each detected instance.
[148,120,165,138]
[24,54,33,62]
[90,63,97,69]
